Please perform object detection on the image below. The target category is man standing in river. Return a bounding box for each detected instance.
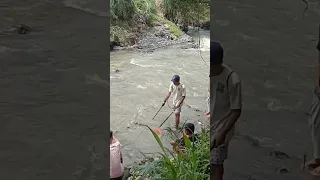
[163,75,186,130]
[306,36,320,176]
[210,41,242,180]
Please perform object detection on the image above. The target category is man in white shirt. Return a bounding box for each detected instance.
[163,75,186,130]
[210,41,242,180]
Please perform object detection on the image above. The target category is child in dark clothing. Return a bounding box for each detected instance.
[171,123,199,152]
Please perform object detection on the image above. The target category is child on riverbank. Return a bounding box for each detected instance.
[170,123,199,152]
[210,41,242,180]
[110,131,124,180]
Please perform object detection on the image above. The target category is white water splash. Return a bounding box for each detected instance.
[137,85,147,89]
[130,58,162,68]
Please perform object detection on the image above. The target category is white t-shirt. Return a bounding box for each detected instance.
[210,64,242,145]
[169,82,186,106]
[110,141,124,178]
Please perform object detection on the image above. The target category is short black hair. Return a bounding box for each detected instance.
[110,131,113,138]
[184,123,195,134]
[210,41,223,65]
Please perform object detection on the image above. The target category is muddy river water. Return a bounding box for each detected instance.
[110,29,210,166]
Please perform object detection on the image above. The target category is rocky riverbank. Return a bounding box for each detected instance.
[110,22,194,52]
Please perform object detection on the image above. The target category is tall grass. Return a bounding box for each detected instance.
[110,0,135,20]
[133,125,210,180]
[161,0,210,26]
[110,0,157,21]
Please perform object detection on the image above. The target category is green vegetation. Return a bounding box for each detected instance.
[131,125,210,180]
[110,0,210,46]
[162,0,210,26]
[149,14,184,37]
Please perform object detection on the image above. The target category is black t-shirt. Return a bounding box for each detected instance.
[176,134,199,147]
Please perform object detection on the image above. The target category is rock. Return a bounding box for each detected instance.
[17,24,29,34]
[115,69,120,73]
[269,150,290,159]
[276,167,290,174]
[200,21,210,30]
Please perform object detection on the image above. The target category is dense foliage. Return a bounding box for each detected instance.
[132,126,210,180]
[110,0,210,45]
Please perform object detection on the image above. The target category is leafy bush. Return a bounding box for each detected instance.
[133,125,210,180]
[110,0,135,20]
[161,0,210,26]
[133,0,157,19]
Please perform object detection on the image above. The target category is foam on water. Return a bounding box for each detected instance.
[130,58,162,68]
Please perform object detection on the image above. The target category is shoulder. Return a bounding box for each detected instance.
[229,71,241,85]
[223,65,240,85]
[180,83,186,89]
[110,141,121,149]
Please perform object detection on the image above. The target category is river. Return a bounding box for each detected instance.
[110,29,210,166]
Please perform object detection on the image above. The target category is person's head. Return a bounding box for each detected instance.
[184,123,195,135]
[210,41,224,76]
[171,75,180,85]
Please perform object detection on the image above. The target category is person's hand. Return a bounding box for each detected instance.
[162,101,166,107]
[113,136,119,143]
[173,104,180,109]
[211,132,226,148]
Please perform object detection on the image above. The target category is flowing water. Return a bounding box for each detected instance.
[110,29,210,166]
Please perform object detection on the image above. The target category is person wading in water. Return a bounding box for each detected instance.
[163,75,186,130]
[210,41,242,180]
[306,35,320,176]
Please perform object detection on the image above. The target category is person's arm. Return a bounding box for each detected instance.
[164,92,172,103]
[220,77,242,136]
[163,84,173,105]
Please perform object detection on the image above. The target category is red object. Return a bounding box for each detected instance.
[154,128,164,136]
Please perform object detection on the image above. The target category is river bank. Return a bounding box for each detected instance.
[110,22,194,52]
